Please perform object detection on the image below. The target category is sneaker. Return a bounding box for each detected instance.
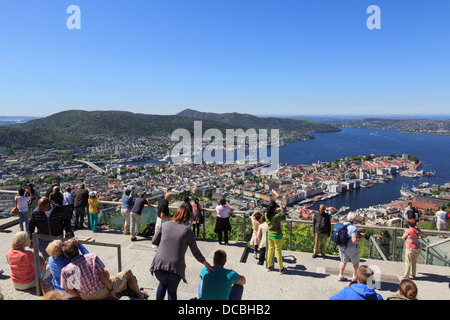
[266,266,274,272]
[280,268,287,274]
[312,254,318,258]
[131,237,137,241]
[338,276,348,282]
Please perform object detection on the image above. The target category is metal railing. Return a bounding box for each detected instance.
[31,233,122,296]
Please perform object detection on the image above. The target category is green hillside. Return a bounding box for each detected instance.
[16,110,244,137]
[177,109,341,134]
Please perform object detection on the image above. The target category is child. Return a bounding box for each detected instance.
[88,191,100,232]
[249,211,263,259]
[256,215,268,266]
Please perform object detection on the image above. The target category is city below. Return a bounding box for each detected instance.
[1,144,449,228]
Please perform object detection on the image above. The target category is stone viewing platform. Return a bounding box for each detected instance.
[1,220,449,301]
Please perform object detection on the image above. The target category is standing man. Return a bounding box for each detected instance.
[130,192,150,241]
[156,192,173,231]
[312,204,331,259]
[337,212,366,282]
[435,206,448,238]
[73,184,89,230]
[28,197,73,259]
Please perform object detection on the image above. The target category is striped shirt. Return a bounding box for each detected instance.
[61,253,105,296]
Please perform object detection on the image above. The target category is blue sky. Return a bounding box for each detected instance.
[0,0,449,117]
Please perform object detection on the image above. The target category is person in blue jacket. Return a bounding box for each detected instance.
[46,237,89,298]
[330,265,383,300]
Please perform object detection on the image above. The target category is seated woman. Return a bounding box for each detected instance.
[7,231,46,291]
[46,238,89,298]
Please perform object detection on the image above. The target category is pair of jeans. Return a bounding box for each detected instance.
[154,270,181,300]
[19,211,29,231]
[267,237,284,269]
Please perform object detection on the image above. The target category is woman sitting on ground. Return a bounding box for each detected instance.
[7,231,46,291]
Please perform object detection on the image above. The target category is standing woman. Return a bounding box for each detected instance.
[88,191,100,232]
[214,197,234,245]
[265,201,287,274]
[15,189,30,231]
[25,183,39,220]
[402,219,427,279]
[190,198,203,238]
[150,205,213,300]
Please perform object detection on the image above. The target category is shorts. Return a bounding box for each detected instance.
[437,220,447,230]
[81,270,128,300]
[339,244,360,265]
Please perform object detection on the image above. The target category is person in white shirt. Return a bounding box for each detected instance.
[63,187,75,221]
[15,189,31,231]
[435,206,448,238]
[214,197,234,245]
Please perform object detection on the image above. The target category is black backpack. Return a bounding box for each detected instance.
[141,223,155,237]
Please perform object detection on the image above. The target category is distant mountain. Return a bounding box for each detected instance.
[15,110,243,137]
[176,109,340,134]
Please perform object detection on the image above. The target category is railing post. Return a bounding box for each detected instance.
[289,220,293,250]
[117,245,122,272]
[392,230,397,262]
[32,233,42,296]
[369,236,373,259]
[202,209,206,239]
[425,239,430,264]
[242,213,246,242]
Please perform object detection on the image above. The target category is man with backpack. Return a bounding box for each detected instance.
[335,212,366,282]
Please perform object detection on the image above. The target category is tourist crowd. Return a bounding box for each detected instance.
[1,183,448,301]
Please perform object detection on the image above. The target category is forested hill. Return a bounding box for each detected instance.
[177,109,341,134]
[0,126,96,150]
[15,110,243,137]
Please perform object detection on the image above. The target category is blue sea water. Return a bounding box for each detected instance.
[279,127,450,211]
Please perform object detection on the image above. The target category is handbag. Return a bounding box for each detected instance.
[11,198,20,216]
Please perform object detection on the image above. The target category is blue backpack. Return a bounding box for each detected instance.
[331,223,349,247]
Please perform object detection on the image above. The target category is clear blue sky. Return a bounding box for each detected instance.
[0,0,449,117]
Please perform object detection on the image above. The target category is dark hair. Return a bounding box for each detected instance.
[18,188,25,196]
[139,192,146,198]
[253,211,262,221]
[407,219,417,228]
[219,197,226,206]
[184,196,190,203]
[62,240,79,259]
[213,249,227,266]
[266,201,279,221]
[124,189,131,196]
[398,279,418,300]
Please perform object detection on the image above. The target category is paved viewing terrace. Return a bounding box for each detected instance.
[0,214,449,301]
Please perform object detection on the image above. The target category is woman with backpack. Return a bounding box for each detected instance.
[265,201,287,274]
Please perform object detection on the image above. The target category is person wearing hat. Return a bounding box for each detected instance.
[88,191,100,232]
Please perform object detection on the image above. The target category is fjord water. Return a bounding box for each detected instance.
[280,127,450,211]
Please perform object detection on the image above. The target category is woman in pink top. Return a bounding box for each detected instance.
[7,231,46,290]
[402,219,427,279]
